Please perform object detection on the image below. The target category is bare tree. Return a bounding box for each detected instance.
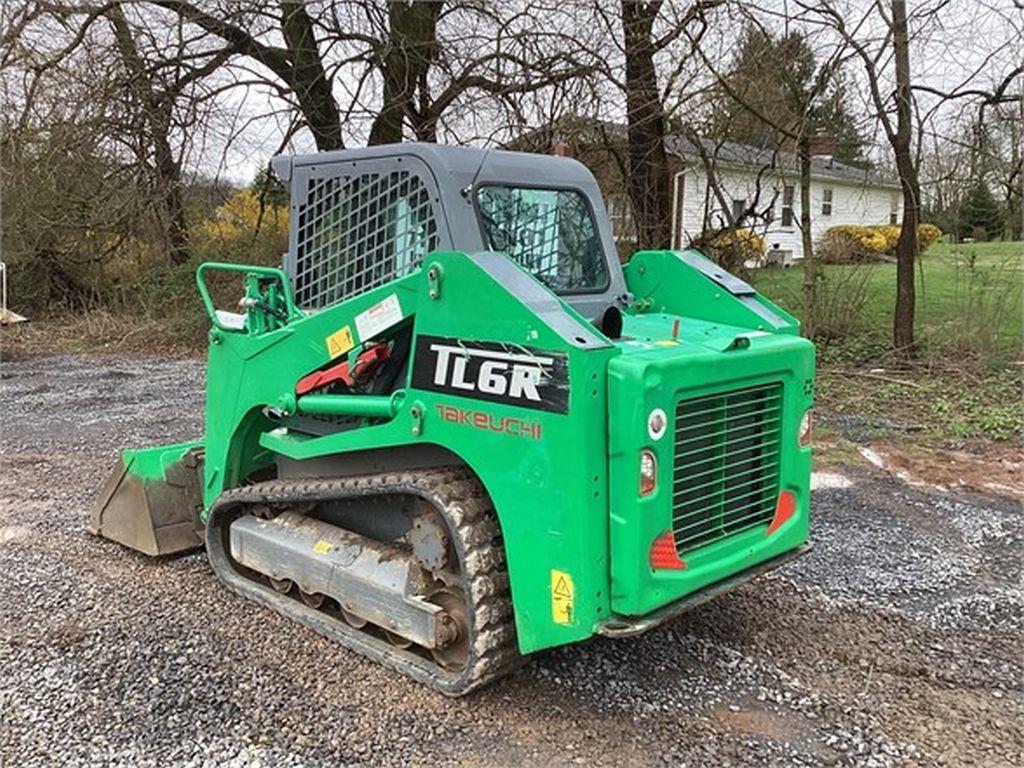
[107,5,231,263]
[367,1,442,144]
[152,0,345,150]
[689,9,851,339]
[615,0,720,250]
[2,1,232,269]
[146,1,599,151]
[1,13,155,307]
[804,0,1016,351]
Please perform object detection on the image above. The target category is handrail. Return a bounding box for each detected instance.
[196,262,302,332]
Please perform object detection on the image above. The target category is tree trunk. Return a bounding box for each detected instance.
[108,6,189,265]
[891,0,918,353]
[151,104,189,265]
[369,1,442,146]
[1011,96,1024,240]
[280,1,344,151]
[621,0,672,251]
[798,134,815,339]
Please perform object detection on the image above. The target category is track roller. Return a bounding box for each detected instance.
[299,591,325,609]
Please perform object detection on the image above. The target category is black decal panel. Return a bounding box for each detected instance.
[411,335,570,414]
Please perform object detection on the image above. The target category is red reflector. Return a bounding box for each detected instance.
[649,531,687,570]
[766,490,797,536]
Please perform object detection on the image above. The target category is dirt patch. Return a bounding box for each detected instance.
[868,441,1024,499]
[712,705,808,742]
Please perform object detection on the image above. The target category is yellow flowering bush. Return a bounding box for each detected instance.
[712,228,767,256]
[195,188,289,264]
[820,223,942,263]
[918,223,942,250]
[703,228,767,270]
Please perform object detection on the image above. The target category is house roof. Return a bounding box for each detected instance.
[507,117,900,190]
[665,134,901,190]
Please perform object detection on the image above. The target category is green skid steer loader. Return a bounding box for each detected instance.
[89,144,815,695]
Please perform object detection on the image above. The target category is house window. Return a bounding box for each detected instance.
[731,198,747,222]
[606,193,637,243]
[889,195,899,225]
[781,185,795,227]
[822,188,833,216]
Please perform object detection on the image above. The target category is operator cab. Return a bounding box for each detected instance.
[269,143,628,323]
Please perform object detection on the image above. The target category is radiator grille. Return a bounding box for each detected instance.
[294,170,439,309]
[672,383,783,553]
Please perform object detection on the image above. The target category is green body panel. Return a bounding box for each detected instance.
[122,441,204,482]
[625,250,801,333]
[613,250,814,615]
[606,325,813,615]
[197,252,617,653]
[127,247,813,656]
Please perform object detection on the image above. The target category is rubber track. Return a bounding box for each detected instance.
[205,467,523,696]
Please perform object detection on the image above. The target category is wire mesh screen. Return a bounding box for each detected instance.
[476,186,608,292]
[293,169,440,309]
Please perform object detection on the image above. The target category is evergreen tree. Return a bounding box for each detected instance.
[712,25,869,168]
[959,179,1004,241]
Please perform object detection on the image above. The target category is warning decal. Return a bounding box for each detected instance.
[325,325,354,359]
[355,293,403,341]
[550,569,575,625]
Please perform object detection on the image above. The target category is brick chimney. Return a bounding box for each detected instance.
[552,138,572,157]
[808,134,837,160]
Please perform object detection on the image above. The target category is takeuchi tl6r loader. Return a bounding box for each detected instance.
[89,144,815,695]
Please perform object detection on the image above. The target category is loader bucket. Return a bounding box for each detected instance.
[88,442,205,556]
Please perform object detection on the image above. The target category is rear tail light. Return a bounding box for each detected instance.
[798,410,812,447]
[649,531,687,570]
[639,449,657,496]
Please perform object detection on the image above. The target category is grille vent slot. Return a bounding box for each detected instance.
[671,383,783,553]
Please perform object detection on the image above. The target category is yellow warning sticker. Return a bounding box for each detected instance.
[325,325,354,359]
[312,539,333,554]
[551,569,574,625]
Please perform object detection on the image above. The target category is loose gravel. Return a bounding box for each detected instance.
[1,353,1021,767]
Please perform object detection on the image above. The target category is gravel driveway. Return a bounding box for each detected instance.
[1,353,1021,767]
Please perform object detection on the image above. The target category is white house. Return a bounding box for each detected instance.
[508,120,902,263]
[604,136,902,263]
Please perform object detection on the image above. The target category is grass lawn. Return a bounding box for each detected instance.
[752,240,1024,359]
[752,240,1023,448]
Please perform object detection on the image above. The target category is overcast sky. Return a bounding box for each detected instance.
[197,0,1021,186]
